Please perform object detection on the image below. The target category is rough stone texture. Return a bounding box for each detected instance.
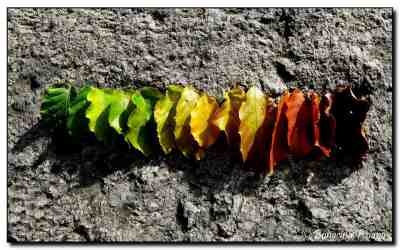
[7,8,392,242]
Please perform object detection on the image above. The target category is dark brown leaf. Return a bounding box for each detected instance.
[332,85,370,158]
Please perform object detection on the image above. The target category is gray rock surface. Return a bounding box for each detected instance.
[7,8,392,242]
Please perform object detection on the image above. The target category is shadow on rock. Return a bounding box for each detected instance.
[9,122,50,171]
[280,153,364,190]
[10,122,48,154]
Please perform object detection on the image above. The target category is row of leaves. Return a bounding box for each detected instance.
[41,83,371,175]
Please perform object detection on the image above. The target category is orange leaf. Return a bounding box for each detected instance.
[286,89,315,157]
[287,90,332,158]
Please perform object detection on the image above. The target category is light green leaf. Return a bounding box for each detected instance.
[86,87,133,140]
[154,85,183,154]
[108,90,131,134]
[85,88,114,141]
[124,92,154,156]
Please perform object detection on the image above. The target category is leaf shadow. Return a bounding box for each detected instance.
[9,123,363,196]
[162,136,266,196]
[48,132,146,188]
[8,120,144,188]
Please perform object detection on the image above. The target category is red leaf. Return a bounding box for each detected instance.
[318,93,336,157]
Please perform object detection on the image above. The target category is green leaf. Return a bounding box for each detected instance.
[154,85,183,154]
[124,92,155,156]
[174,86,200,158]
[41,86,75,121]
[67,86,91,136]
[139,87,162,106]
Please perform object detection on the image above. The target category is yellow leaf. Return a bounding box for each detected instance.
[174,86,200,158]
[212,88,246,144]
[238,86,268,162]
[190,93,220,148]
